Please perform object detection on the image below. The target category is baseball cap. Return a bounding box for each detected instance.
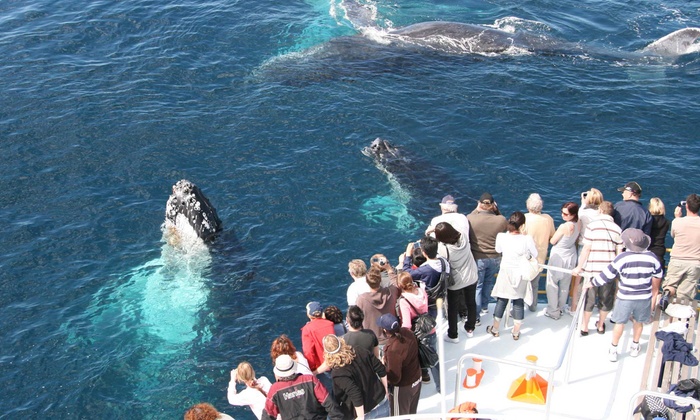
[306,301,323,317]
[479,193,494,205]
[377,313,400,333]
[617,181,642,194]
[440,195,455,205]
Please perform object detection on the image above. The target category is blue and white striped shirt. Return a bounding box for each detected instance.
[591,251,663,301]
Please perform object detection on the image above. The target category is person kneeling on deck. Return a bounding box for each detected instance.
[583,228,662,362]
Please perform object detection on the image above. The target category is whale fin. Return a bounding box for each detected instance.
[641,28,700,57]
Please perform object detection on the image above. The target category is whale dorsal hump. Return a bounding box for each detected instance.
[642,27,700,57]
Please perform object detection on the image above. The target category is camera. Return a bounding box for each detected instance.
[679,201,687,207]
[379,258,386,266]
[582,192,588,198]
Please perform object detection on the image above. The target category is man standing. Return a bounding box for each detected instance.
[661,194,700,302]
[614,181,653,235]
[467,193,507,324]
[523,193,556,312]
[584,229,662,362]
[346,259,369,307]
[573,201,623,335]
[261,354,343,420]
[425,194,470,238]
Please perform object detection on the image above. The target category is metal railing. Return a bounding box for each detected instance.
[451,265,589,419]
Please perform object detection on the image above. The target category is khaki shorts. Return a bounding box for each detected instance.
[662,258,700,301]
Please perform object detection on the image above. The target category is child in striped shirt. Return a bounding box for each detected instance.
[584,228,662,362]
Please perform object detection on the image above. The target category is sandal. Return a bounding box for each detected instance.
[596,321,606,334]
[580,330,589,337]
[486,325,500,337]
[512,331,521,341]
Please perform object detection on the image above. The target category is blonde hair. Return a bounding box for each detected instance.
[348,259,367,278]
[586,188,604,209]
[648,197,666,216]
[323,335,355,369]
[235,361,255,384]
[525,193,543,213]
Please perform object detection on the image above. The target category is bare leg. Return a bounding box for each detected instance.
[611,323,625,346]
[581,310,592,333]
[570,276,581,311]
[632,321,643,343]
[598,310,609,332]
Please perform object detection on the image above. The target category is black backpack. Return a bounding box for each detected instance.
[426,257,450,307]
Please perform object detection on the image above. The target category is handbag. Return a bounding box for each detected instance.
[426,257,449,306]
[519,251,540,281]
[416,337,439,368]
[396,296,436,341]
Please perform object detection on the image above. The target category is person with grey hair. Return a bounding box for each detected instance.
[425,194,470,238]
[523,193,555,312]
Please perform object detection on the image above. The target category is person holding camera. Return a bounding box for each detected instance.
[369,253,397,288]
[660,194,700,303]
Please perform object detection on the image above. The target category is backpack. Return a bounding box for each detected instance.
[426,257,450,307]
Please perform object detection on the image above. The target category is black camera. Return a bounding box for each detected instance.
[679,201,687,207]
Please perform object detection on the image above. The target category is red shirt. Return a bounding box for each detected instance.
[301,318,335,371]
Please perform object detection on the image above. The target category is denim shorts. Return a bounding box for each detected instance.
[611,298,652,324]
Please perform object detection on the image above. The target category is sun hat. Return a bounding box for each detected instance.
[273,354,297,377]
[621,228,651,252]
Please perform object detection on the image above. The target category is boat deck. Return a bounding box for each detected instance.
[414,302,649,419]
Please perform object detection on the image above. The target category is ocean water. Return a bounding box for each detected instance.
[1,0,698,418]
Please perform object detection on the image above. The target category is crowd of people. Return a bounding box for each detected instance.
[184,183,700,419]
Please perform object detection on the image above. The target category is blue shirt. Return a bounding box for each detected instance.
[402,256,447,289]
[614,199,653,236]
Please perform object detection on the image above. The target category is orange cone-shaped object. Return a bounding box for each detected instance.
[507,355,548,404]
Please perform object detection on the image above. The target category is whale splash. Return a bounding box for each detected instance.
[61,180,222,405]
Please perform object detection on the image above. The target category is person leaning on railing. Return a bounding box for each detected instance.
[659,194,700,305]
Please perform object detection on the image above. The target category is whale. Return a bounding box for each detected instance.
[164,179,222,243]
[360,137,475,234]
[60,180,224,412]
[256,0,700,83]
[338,0,700,58]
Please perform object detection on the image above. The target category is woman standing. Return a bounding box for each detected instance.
[395,271,439,393]
[571,188,604,314]
[544,202,580,320]
[487,212,538,340]
[270,335,313,375]
[434,222,478,340]
[322,335,389,419]
[648,197,670,269]
[227,361,272,420]
[377,313,422,416]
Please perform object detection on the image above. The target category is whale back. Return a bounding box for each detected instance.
[641,28,700,57]
[165,180,222,242]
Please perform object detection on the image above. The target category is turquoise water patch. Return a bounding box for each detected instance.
[360,195,421,234]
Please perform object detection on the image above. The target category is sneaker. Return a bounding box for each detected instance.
[659,290,671,311]
[630,342,641,358]
[544,311,561,320]
[475,318,482,326]
[480,308,489,316]
[463,325,474,338]
[609,346,618,362]
[443,333,459,344]
[422,374,431,384]
[459,315,468,323]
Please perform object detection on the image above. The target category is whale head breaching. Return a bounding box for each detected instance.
[165,180,222,243]
[361,137,405,163]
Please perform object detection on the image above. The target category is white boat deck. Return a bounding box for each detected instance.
[414,302,649,419]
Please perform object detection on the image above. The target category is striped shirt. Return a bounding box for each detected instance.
[581,215,622,275]
[592,251,663,300]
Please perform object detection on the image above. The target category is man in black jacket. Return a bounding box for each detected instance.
[261,354,344,420]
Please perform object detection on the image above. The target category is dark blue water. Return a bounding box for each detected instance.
[1,0,698,418]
